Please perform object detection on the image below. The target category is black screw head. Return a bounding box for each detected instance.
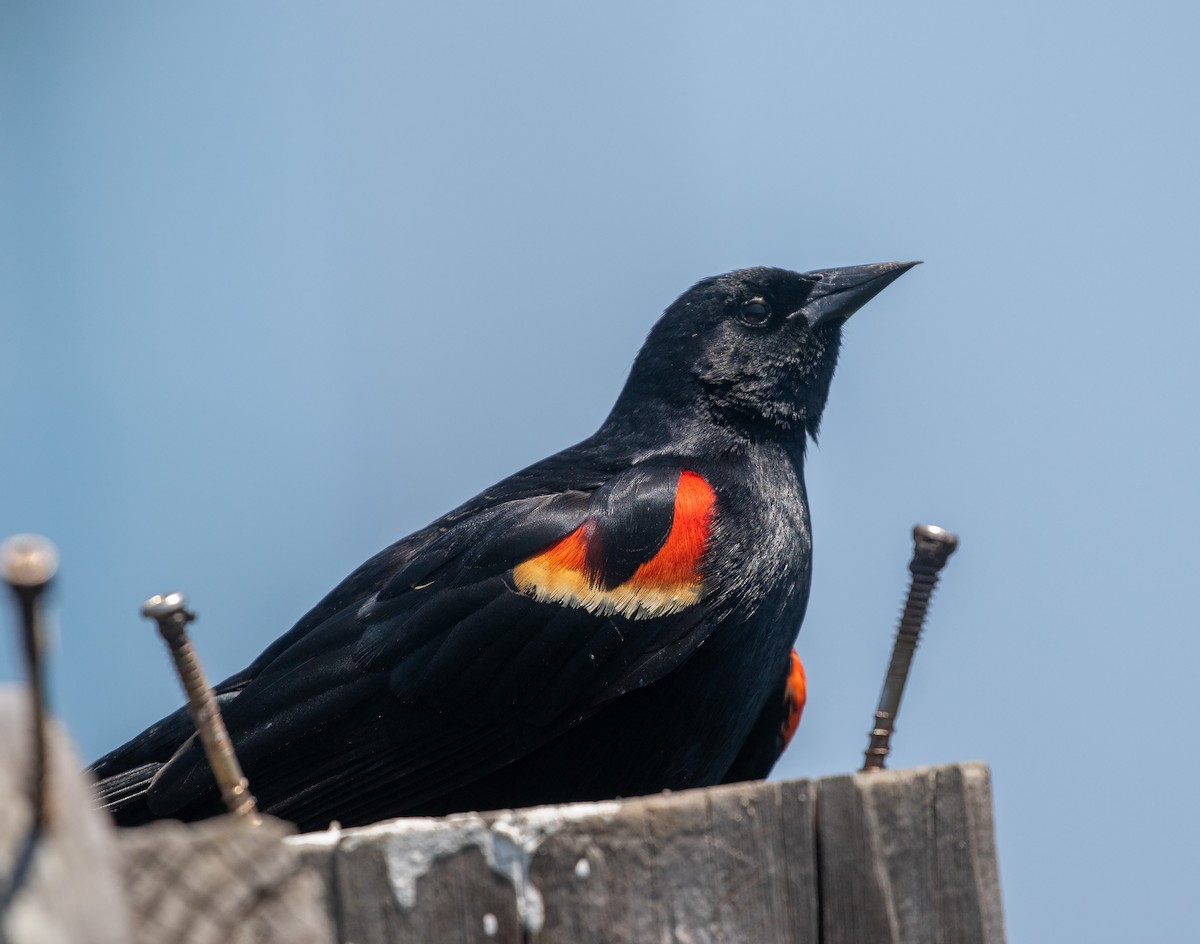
[911,524,959,570]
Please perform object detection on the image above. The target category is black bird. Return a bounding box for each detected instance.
[92,261,915,830]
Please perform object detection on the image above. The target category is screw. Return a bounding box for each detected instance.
[861,524,959,773]
[141,592,260,823]
[1,534,59,830]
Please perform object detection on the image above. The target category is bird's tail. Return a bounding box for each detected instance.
[88,701,207,826]
[91,762,162,826]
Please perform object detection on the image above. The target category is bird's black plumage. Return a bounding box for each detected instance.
[91,261,915,830]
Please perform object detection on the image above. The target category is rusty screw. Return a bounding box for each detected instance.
[861,524,959,773]
[1,534,59,830]
[142,592,260,823]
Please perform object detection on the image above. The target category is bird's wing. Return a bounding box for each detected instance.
[142,461,723,825]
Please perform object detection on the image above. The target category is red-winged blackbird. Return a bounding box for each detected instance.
[92,262,915,830]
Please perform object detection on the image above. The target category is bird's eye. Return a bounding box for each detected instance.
[739,298,772,326]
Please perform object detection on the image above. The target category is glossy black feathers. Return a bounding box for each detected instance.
[90,262,913,829]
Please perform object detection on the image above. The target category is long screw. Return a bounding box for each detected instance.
[142,592,260,823]
[1,534,59,830]
[861,524,959,773]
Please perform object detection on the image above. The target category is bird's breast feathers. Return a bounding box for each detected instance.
[513,470,716,619]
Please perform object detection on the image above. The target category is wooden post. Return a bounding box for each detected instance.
[817,763,1005,944]
[0,689,131,944]
[0,706,1002,944]
[290,762,1004,944]
[117,815,332,944]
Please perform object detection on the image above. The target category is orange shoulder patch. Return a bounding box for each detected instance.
[624,471,715,590]
[513,470,716,619]
[781,649,807,746]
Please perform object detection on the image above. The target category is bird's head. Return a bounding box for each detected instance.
[609,262,918,443]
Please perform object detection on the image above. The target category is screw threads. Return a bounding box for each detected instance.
[143,593,260,823]
[861,525,958,773]
[888,568,942,667]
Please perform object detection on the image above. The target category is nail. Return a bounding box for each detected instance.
[861,524,959,773]
[141,592,260,823]
[1,534,59,830]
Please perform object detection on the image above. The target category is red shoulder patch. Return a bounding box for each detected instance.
[625,471,716,590]
[781,649,807,747]
[513,470,716,618]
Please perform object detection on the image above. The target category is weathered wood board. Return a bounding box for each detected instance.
[291,763,1004,944]
[0,689,131,944]
[817,763,1005,944]
[0,694,1002,944]
[118,815,333,944]
[0,685,331,944]
[294,777,818,944]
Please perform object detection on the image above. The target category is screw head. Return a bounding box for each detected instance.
[1,534,59,589]
[142,591,189,621]
[911,524,959,568]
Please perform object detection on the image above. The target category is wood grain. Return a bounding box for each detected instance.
[104,761,1004,944]
[293,778,822,944]
[118,815,332,944]
[817,762,1006,944]
[0,689,131,944]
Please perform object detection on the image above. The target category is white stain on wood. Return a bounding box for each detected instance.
[292,800,620,934]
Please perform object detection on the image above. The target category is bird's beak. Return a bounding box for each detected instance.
[795,261,921,328]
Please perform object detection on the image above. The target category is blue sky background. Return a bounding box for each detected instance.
[3,2,1197,940]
